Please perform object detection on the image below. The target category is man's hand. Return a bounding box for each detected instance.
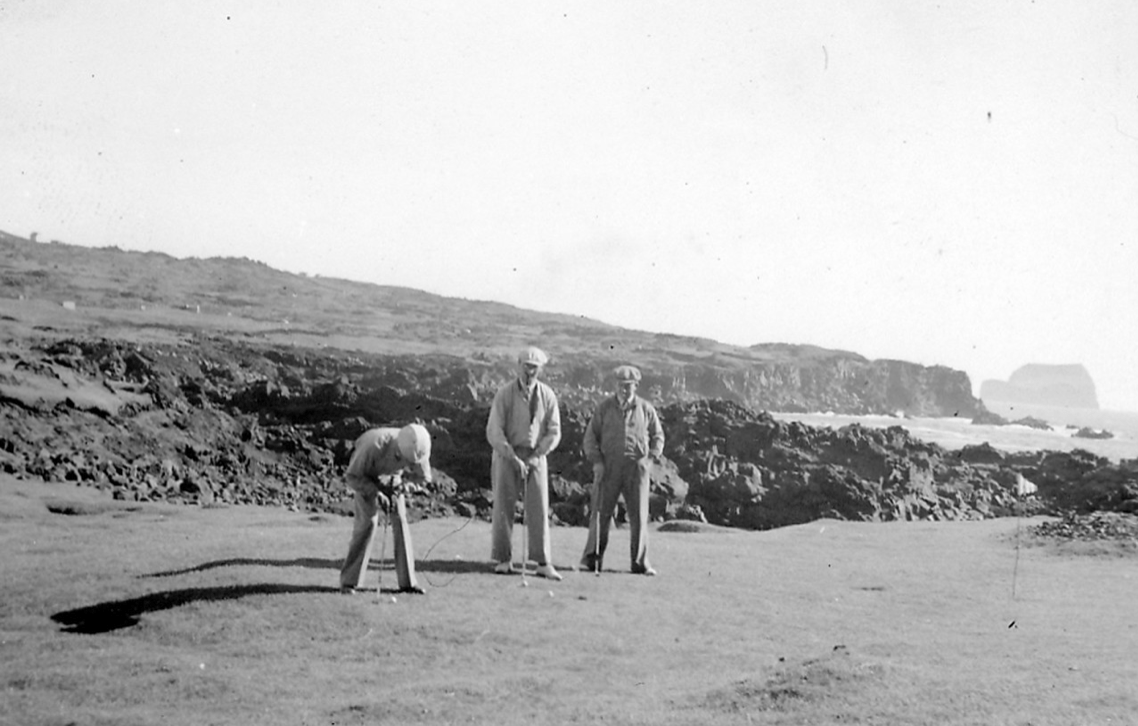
[377,473,403,503]
[399,478,428,496]
[512,456,529,478]
[377,490,391,512]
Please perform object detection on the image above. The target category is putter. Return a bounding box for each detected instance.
[519,464,530,587]
[592,468,602,577]
[376,505,389,601]
[593,507,601,577]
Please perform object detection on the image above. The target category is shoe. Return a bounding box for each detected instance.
[399,585,426,595]
[535,563,563,581]
[493,561,514,574]
[579,555,602,573]
[632,565,657,577]
[339,586,359,595]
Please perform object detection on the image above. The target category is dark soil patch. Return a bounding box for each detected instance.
[44,498,143,516]
[1032,512,1138,542]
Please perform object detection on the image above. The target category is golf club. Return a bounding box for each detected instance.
[519,463,529,587]
[592,468,602,577]
[376,502,389,601]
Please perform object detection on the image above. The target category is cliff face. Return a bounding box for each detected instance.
[980,364,1099,410]
[553,357,977,417]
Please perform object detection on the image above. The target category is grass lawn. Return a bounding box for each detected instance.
[2,474,1136,725]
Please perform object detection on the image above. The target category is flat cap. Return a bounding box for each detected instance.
[613,365,641,382]
[518,346,549,366]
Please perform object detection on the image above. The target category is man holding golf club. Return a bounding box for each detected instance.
[339,424,433,595]
[580,365,664,576]
[486,346,563,581]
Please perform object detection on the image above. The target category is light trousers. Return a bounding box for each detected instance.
[340,487,419,591]
[490,451,552,565]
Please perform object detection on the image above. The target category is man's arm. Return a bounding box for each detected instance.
[646,402,665,459]
[533,389,561,457]
[582,402,604,464]
[485,388,517,460]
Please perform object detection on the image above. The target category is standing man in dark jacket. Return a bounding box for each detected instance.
[580,365,664,576]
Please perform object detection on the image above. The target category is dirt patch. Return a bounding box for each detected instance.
[43,498,142,516]
[1021,512,1138,557]
[657,520,738,534]
[697,646,885,715]
[1031,512,1138,543]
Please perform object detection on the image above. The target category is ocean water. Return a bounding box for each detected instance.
[771,405,1138,463]
[981,401,1138,441]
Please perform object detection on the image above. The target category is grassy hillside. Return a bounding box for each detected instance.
[0,229,860,368]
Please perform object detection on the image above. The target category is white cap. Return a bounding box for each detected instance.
[518,346,549,366]
[396,424,432,482]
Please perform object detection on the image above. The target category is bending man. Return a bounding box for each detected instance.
[486,346,563,580]
[580,365,664,576]
[340,424,433,595]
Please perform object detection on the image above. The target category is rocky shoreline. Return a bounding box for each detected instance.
[3,335,1137,537]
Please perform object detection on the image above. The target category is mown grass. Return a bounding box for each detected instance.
[2,474,1136,725]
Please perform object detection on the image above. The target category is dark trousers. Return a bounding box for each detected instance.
[581,457,651,571]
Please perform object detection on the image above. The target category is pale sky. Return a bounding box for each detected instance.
[4,1,1137,410]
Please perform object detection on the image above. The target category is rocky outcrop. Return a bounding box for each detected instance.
[981,364,1099,409]
[5,335,1137,531]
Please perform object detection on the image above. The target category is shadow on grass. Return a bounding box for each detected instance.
[50,584,340,634]
[416,559,491,574]
[142,556,493,579]
[142,557,344,577]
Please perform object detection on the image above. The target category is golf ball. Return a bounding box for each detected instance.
[390,596,398,603]
[548,591,554,598]
[521,581,529,588]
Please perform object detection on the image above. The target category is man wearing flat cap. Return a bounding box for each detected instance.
[485,346,563,580]
[340,424,433,595]
[580,364,664,576]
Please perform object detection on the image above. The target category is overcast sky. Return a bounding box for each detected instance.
[4,1,1137,410]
